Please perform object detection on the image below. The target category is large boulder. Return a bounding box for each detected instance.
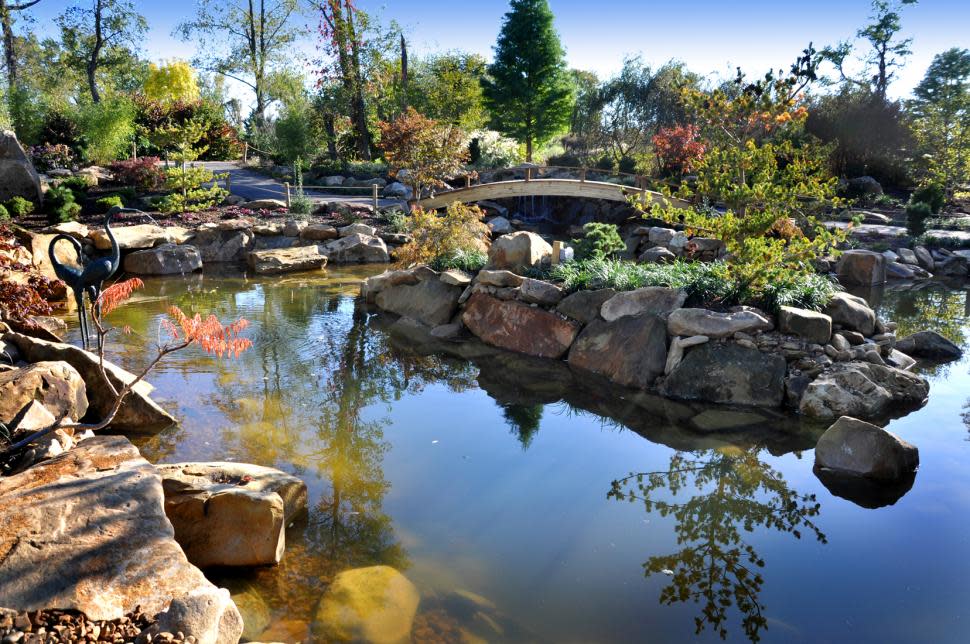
[518,277,563,306]
[0,361,87,425]
[462,292,580,359]
[814,416,918,480]
[823,292,877,336]
[600,287,686,321]
[667,308,773,339]
[359,269,420,303]
[837,249,886,286]
[0,130,42,202]
[375,278,463,327]
[382,181,412,199]
[486,231,552,272]
[151,587,244,644]
[556,288,616,324]
[339,222,377,237]
[568,314,668,389]
[157,461,308,568]
[312,566,420,644]
[28,232,82,282]
[321,233,390,263]
[798,362,929,420]
[895,330,962,361]
[248,246,328,275]
[241,198,287,210]
[661,342,787,407]
[123,244,203,275]
[90,224,176,251]
[191,227,255,263]
[0,436,238,629]
[300,223,339,241]
[4,332,176,433]
[778,306,832,344]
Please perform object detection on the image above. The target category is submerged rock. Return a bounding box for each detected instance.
[312,566,420,644]
[568,313,668,389]
[462,292,579,359]
[375,278,463,327]
[814,416,918,480]
[798,362,928,420]
[248,245,328,275]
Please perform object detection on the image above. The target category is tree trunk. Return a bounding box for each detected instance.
[400,33,408,112]
[1,1,16,89]
[87,0,104,103]
[526,137,533,163]
[323,113,338,161]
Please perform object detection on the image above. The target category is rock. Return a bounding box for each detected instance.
[380,232,411,245]
[778,306,832,343]
[486,231,552,272]
[430,322,463,340]
[886,261,917,279]
[0,130,42,202]
[322,175,345,186]
[439,269,471,286]
[312,566,419,644]
[300,224,339,241]
[191,228,255,263]
[661,343,787,407]
[518,278,563,306]
[664,335,709,375]
[228,581,272,642]
[824,292,876,336]
[375,279,462,327]
[123,244,203,275]
[223,194,246,206]
[157,462,307,568]
[639,246,676,264]
[648,227,676,246]
[487,216,512,235]
[799,362,928,420]
[320,233,389,263]
[831,333,851,352]
[0,436,224,622]
[814,416,918,480]
[252,222,283,235]
[887,348,917,371]
[382,182,412,199]
[913,246,934,271]
[359,269,420,302]
[248,246,328,275]
[837,329,867,345]
[895,330,962,361]
[339,223,377,237]
[476,269,523,288]
[0,361,88,425]
[897,247,918,265]
[555,288,616,324]
[837,249,886,286]
[462,292,579,359]
[935,255,968,278]
[568,314,668,389]
[242,199,287,210]
[668,230,690,254]
[45,221,89,238]
[152,587,244,644]
[283,219,306,237]
[91,224,175,251]
[600,287,686,322]
[845,176,883,198]
[882,249,900,262]
[4,332,176,433]
[667,308,773,339]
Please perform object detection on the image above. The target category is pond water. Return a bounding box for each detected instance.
[69,268,970,643]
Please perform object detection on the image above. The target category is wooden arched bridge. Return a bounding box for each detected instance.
[419,165,688,210]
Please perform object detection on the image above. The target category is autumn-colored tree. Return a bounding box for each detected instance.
[652,124,705,177]
[143,60,201,104]
[396,201,489,267]
[378,107,469,205]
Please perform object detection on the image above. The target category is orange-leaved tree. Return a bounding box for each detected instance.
[378,107,469,206]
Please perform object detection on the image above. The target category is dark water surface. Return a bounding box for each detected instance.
[74,268,970,643]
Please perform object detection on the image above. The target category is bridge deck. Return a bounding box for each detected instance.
[419,178,686,210]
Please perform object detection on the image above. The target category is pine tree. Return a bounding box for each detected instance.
[483,0,574,162]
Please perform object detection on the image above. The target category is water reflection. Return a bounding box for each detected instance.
[609,447,827,643]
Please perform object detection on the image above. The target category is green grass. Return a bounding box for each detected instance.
[430,248,488,273]
[538,258,839,313]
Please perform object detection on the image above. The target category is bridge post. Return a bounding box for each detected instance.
[580,167,586,183]
[243,142,248,163]
[372,183,380,213]
[525,167,532,182]
[285,182,291,208]
[465,175,472,188]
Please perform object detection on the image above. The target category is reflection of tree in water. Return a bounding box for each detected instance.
[501,403,543,449]
[609,447,827,642]
[877,286,969,377]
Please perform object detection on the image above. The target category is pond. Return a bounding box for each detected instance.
[71,267,970,643]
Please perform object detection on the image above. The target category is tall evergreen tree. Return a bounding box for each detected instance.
[483,0,574,162]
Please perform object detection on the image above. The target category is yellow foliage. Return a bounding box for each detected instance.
[396,201,490,267]
[144,60,201,104]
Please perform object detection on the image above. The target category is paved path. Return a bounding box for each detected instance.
[199,162,402,208]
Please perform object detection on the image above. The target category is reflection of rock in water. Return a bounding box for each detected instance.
[814,466,916,509]
[414,588,547,644]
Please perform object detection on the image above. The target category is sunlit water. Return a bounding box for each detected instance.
[64,267,970,643]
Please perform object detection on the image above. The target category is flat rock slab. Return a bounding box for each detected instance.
[4,331,176,433]
[462,292,579,359]
[667,308,773,339]
[600,287,686,321]
[248,246,328,275]
[90,224,175,250]
[0,436,226,622]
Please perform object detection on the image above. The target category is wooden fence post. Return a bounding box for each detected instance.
[285,182,291,208]
[243,142,248,163]
[372,183,379,213]
[580,167,587,183]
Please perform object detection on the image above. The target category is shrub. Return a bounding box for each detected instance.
[379,108,469,203]
[652,124,705,176]
[911,183,946,214]
[4,197,34,218]
[906,201,934,237]
[110,157,164,191]
[572,222,626,261]
[96,195,124,212]
[593,154,614,171]
[545,151,582,167]
[158,166,227,213]
[469,130,522,168]
[45,185,81,223]
[56,175,96,191]
[397,201,490,267]
[617,155,638,174]
[288,159,313,217]
[383,208,409,233]
[29,143,75,172]
[429,248,488,272]
[76,97,137,164]
[0,204,8,221]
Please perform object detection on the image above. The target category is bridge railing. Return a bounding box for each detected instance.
[442,164,657,193]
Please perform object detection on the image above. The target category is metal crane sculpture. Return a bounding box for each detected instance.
[48,206,130,351]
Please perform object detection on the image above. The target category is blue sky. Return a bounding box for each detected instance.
[23,0,970,103]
